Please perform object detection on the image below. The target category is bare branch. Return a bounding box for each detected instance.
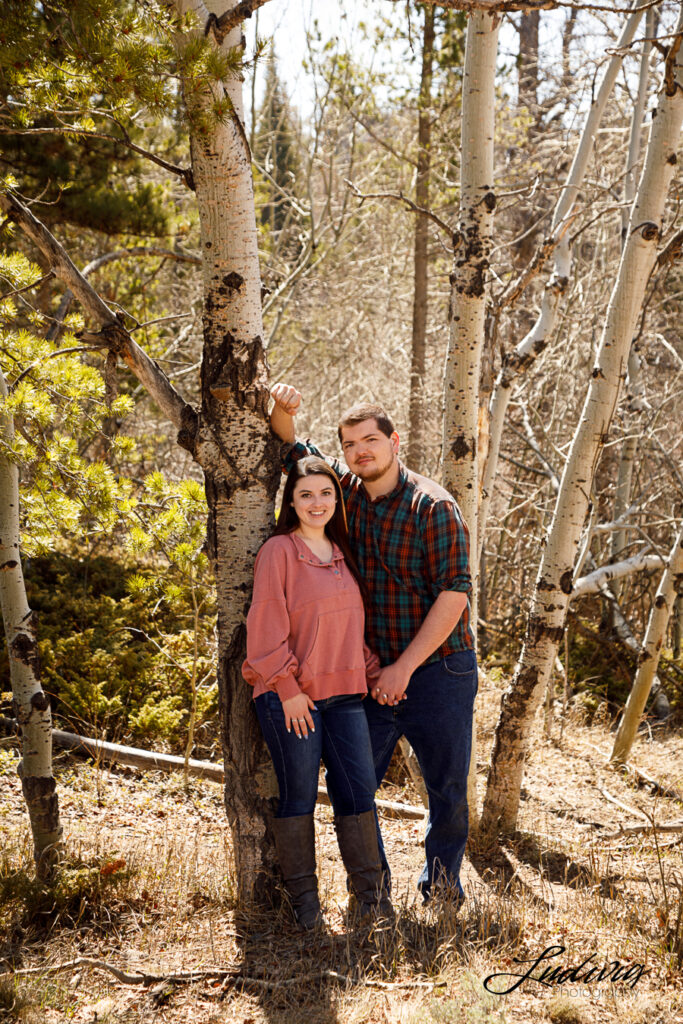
[572,553,666,599]
[344,180,453,237]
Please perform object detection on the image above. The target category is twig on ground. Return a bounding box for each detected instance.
[597,786,650,822]
[2,957,443,992]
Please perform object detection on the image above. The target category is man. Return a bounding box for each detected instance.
[269,383,477,903]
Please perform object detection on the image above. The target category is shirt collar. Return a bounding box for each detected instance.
[290,531,344,565]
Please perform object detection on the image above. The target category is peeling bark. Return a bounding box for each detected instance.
[0,367,62,875]
[480,11,683,838]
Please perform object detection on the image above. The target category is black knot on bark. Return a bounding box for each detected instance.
[30,690,50,712]
[483,191,496,212]
[222,272,244,293]
[632,221,659,242]
[591,366,606,380]
[450,435,473,460]
[559,569,574,594]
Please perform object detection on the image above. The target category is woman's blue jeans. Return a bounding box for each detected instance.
[254,691,377,818]
[364,648,478,899]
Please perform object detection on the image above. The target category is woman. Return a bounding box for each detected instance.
[242,456,387,929]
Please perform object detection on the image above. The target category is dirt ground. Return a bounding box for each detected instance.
[1,671,682,1024]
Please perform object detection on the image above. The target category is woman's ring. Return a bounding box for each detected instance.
[382,693,388,700]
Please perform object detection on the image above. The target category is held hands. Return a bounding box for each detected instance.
[271,382,302,416]
[281,692,317,738]
[372,662,411,706]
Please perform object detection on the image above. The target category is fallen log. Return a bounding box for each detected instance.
[0,717,427,821]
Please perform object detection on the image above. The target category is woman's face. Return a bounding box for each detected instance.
[291,474,337,531]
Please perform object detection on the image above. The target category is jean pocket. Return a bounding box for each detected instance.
[441,650,477,677]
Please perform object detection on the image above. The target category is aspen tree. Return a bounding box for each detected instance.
[478,0,648,562]
[611,521,683,765]
[0,367,62,875]
[480,8,683,837]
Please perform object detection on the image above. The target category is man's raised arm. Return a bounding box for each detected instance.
[270,382,302,444]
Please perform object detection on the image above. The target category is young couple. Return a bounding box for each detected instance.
[242,384,478,929]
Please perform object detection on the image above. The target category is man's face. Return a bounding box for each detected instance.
[340,418,399,482]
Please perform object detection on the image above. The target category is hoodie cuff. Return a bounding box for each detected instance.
[274,674,302,702]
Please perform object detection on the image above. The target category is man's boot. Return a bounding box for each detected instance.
[271,814,323,930]
[334,811,393,922]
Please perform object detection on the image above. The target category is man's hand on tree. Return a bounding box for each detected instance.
[372,662,411,706]
[271,382,302,415]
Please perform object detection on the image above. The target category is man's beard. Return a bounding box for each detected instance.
[353,452,395,482]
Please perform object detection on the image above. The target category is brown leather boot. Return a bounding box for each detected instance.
[334,811,393,921]
[271,814,323,930]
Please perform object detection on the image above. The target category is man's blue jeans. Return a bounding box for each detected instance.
[364,649,478,898]
[254,691,377,817]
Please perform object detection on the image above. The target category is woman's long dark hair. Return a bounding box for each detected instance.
[274,456,368,602]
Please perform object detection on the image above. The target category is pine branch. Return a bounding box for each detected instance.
[0,191,198,447]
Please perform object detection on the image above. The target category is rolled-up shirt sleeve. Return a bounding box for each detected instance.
[422,500,472,598]
[241,542,301,702]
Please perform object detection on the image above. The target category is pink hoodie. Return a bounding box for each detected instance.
[242,532,380,701]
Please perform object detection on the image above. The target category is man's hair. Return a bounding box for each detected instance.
[337,403,395,444]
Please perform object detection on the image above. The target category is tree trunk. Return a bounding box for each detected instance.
[174,0,281,900]
[517,11,539,112]
[407,4,436,471]
[478,0,648,564]
[610,521,683,765]
[480,12,683,838]
[441,10,500,832]
[0,367,62,876]
[442,9,500,630]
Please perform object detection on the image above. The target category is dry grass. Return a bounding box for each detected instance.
[1,676,682,1023]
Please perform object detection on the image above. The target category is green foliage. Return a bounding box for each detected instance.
[253,60,304,237]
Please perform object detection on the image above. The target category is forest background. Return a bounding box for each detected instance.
[0,1,682,1022]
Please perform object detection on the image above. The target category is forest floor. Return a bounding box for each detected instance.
[1,671,682,1024]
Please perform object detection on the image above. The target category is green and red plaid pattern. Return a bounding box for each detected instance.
[284,440,474,667]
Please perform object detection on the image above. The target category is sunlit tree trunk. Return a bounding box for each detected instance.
[442,10,500,630]
[173,0,281,899]
[611,521,683,765]
[407,4,436,471]
[480,12,683,837]
[478,0,647,563]
[441,10,500,831]
[610,8,654,596]
[0,367,62,876]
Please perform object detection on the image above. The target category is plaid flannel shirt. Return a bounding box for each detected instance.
[284,440,474,667]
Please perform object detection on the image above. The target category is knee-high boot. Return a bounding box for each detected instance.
[271,814,322,930]
[334,811,392,920]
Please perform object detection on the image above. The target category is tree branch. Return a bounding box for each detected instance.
[211,0,275,43]
[0,191,198,445]
[344,180,453,237]
[571,552,666,599]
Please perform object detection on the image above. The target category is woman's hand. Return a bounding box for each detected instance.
[281,693,317,739]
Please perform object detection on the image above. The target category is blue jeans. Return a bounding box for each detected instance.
[364,649,478,898]
[254,691,377,818]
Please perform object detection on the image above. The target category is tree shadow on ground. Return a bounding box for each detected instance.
[468,836,623,904]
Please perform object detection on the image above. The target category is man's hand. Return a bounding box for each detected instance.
[271,382,302,415]
[371,661,411,706]
[270,383,302,443]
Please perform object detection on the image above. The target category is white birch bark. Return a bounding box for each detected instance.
[441,11,500,831]
[611,10,654,590]
[571,552,665,599]
[480,11,683,837]
[0,367,62,874]
[611,521,683,765]
[173,0,281,899]
[478,0,648,562]
[442,10,500,628]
